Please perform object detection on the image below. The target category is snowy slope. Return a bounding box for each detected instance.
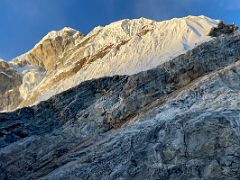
[1,16,220,110]
[30,16,219,104]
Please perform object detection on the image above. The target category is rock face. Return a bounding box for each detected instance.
[1,29,240,179]
[209,21,238,37]
[0,27,83,112]
[12,27,84,72]
[0,60,22,111]
[0,16,219,112]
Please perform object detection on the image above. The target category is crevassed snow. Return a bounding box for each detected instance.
[8,63,47,100]
[19,70,46,99]
[34,16,219,103]
[10,64,41,75]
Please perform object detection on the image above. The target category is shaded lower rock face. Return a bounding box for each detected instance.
[1,31,240,179]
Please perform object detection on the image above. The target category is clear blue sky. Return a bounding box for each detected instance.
[0,0,239,60]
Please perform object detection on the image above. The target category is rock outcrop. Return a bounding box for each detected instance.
[209,21,238,37]
[0,60,22,111]
[1,29,240,179]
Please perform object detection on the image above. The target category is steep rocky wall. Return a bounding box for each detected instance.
[0,61,22,112]
[1,31,240,179]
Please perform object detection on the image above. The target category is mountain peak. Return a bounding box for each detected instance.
[11,27,84,72]
[39,27,83,43]
[1,15,222,111]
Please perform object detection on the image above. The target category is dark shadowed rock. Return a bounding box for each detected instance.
[1,31,240,179]
[208,21,238,37]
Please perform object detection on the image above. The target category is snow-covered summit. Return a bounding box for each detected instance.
[62,15,219,77]
[21,15,219,106]
[0,16,221,111]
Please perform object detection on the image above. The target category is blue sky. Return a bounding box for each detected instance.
[0,0,239,60]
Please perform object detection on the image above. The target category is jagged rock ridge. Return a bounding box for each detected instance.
[0,28,240,179]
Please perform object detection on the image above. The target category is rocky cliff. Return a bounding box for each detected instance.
[0,28,240,179]
[0,60,22,111]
